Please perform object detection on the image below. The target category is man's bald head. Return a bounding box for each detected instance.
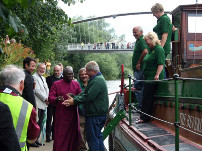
[63,67,74,82]
[53,65,61,78]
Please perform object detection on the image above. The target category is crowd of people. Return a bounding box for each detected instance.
[0,57,109,151]
[80,41,126,50]
[0,2,173,151]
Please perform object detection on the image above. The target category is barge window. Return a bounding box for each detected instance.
[188,13,202,33]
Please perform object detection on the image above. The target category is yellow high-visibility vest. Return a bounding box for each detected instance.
[0,93,33,151]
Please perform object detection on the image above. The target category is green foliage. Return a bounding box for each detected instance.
[0,0,83,63]
[0,2,28,39]
[2,0,36,8]
[0,41,35,68]
[73,16,114,44]
[65,53,133,80]
[85,54,119,80]
[11,0,73,63]
[65,16,133,80]
[60,0,85,6]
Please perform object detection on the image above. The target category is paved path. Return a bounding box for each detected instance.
[29,139,108,151]
[29,141,53,151]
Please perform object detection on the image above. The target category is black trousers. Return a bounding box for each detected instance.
[46,105,56,139]
[140,83,158,122]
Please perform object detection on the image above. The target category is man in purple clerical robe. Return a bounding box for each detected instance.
[48,67,81,151]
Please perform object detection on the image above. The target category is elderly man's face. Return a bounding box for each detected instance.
[79,70,88,82]
[37,64,46,76]
[63,68,74,82]
[86,69,96,78]
[133,28,142,40]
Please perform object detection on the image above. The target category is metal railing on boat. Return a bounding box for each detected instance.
[127,75,202,151]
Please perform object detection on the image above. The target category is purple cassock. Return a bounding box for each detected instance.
[49,79,82,151]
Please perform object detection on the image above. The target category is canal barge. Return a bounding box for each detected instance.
[108,3,202,151]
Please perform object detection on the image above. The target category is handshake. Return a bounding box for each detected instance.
[57,93,75,107]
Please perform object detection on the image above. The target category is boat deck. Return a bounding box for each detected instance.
[121,111,202,151]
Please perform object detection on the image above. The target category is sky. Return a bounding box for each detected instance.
[58,0,202,42]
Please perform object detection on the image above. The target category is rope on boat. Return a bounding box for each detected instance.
[130,105,202,137]
[177,125,202,137]
[178,77,202,81]
[131,77,202,82]
[130,105,173,125]
[108,91,120,95]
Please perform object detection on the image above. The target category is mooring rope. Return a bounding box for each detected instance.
[130,105,202,137]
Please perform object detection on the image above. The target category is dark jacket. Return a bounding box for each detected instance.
[0,101,21,151]
[22,70,36,108]
[46,75,63,90]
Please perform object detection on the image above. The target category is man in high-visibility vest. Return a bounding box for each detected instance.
[0,101,21,151]
[0,65,40,151]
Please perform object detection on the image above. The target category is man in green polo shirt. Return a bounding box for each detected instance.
[77,67,89,151]
[132,26,148,110]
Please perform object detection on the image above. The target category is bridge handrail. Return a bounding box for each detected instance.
[72,11,171,24]
[68,43,134,50]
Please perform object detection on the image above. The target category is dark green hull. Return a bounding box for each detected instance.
[110,77,202,151]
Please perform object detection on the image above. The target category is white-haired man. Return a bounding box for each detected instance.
[132,26,148,110]
[0,65,40,151]
[63,61,109,151]
[33,63,49,146]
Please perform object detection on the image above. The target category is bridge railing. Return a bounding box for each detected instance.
[68,43,134,50]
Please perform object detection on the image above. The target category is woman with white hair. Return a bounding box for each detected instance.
[151,3,172,58]
[136,32,165,124]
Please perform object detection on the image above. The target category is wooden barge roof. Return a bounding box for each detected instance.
[171,3,202,14]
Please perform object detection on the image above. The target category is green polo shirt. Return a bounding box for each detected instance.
[153,14,172,57]
[78,79,86,92]
[78,80,86,115]
[143,44,165,80]
[132,35,148,71]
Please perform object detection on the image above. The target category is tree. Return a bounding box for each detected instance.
[0,0,84,39]
[65,16,133,79]
[0,0,83,63]
[73,16,115,44]
[0,41,35,68]
[0,0,33,40]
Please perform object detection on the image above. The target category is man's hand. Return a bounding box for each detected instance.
[62,94,74,107]
[45,99,49,105]
[154,74,159,80]
[57,96,64,101]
